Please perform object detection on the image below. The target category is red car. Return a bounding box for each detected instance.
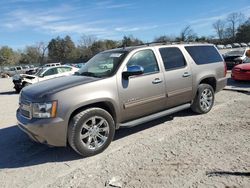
[231,63,250,81]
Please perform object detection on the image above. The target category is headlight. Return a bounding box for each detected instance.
[32,101,57,118]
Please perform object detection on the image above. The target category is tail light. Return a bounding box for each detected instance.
[224,62,227,77]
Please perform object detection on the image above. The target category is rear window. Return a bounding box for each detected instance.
[185,46,223,65]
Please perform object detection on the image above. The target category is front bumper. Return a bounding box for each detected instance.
[16,109,67,147]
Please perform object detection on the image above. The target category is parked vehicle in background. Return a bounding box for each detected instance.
[75,63,86,68]
[232,43,241,48]
[225,44,232,49]
[98,61,113,69]
[44,62,61,67]
[25,67,39,75]
[13,65,78,93]
[240,43,248,47]
[3,66,25,77]
[17,43,227,157]
[223,48,250,69]
[216,45,225,49]
[232,63,250,81]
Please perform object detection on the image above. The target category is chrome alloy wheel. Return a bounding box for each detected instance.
[200,88,213,111]
[79,116,109,150]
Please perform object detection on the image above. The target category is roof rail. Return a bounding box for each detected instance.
[120,41,210,49]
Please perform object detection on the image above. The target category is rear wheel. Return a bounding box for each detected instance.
[68,108,115,157]
[191,84,214,114]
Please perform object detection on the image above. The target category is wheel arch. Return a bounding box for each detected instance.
[68,101,117,129]
[199,77,216,92]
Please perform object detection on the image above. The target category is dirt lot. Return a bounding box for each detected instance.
[0,78,249,188]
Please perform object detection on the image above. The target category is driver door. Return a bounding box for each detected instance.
[118,49,166,122]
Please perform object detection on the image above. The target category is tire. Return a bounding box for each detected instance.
[68,108,115,157]
[191,84,214,114]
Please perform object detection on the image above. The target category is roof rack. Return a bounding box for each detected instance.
[139,41,209,47]
[120,41,210,50]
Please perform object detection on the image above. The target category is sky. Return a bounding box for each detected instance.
[0,0,250,50]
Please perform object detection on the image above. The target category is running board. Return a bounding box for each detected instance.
[118,103,191,128]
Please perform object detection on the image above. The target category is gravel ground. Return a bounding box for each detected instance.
[0,78,249,188]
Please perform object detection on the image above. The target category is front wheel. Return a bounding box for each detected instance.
[68,108,115,157]
[191,84,214,114]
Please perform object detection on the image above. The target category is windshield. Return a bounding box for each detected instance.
[78,51,127,78]
[35,67,47,76]
[225,49,245,56]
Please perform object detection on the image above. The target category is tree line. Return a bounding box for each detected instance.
[1,12,250,66]
[212,12,250,44]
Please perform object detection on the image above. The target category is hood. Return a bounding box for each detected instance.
[234,63,250,70]
[13,74,37,81]
[21,75,100,100]
[21,74,37,79]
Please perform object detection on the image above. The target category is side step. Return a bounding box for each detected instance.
[118,103,191,128]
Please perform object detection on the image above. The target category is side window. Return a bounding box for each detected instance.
[185,46,223,65]
[127,49,159,74]
[159,47,186,70]
[43,68,58,76]
[57,67,72,73]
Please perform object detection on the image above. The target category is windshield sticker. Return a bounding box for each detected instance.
[110,53,123,58]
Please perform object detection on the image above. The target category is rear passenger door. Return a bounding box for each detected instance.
[159,47,193,108]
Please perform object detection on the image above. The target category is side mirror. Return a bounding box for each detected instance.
[122,65,144,79]
[246,50,250,58]
[39,74,44,78]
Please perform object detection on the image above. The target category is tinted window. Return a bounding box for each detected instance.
[185,46,223,65]
[43,68,58,76]
[127,50,159,74]
[159,47,186,70]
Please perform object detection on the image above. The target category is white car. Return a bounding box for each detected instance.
[13,65,79,93]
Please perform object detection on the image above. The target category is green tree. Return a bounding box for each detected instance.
[121,35,143,47]
[236,18,250,42]
[90,40,118,55]
[154,35,175,43]
[48,35,76,63]
[0,46,20,65]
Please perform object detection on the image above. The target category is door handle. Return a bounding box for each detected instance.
[183,72,191,77]
[152,78,163,84]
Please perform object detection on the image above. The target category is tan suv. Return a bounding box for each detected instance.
[17,43,227,156]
